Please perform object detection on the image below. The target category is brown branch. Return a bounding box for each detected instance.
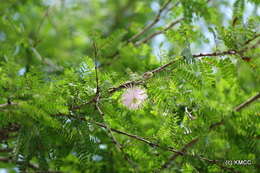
[102,1,180,67]
[166,1,181,13]
[0,59,177,111]
[0,157,37,170]
[159,138,199,170]
[71,116,238,172]
[72,40,259,110]
[193,33,259,59]
[91,121,184,153]
[159,91,260,171]
[158,91,260,172]
[0,148,12,152]
[3,37,259,112]
[0,102,18,108]
[234,92,260,112]
[93,41,104,115]
[108,80,145,94]
[185,107,196,120]
[193,50,237,58]
[157,118,241,173]
[0,124,20,133]
[97,116,137,168]
[0,124,20,141]
[243,33,260,45]
[63,114,184,155]
[196,156,240,173]
[103,0,220,66]
[33,6,51,47]
[108,59,177,94]
[0,157,61,173]
[158,120,225,172]
[209,119,225,130]
[150,60,176,73]
[135,18,183,46]
[70,97,96,110]
[239,39,260,54]
[108,42,257,94]
[92,42,137,170]
[127,0,173,43]
[93,42,99,94]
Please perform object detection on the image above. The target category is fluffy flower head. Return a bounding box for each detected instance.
[122,87,148,110]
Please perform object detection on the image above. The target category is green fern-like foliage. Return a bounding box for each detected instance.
[0,0,259,172]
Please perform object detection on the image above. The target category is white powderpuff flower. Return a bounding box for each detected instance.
[122,87,148,110]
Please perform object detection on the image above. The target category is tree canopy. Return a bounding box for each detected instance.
[0,0,260,172]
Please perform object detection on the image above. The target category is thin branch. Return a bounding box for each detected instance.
[0,148,12,152]
[0,59,177,111]
[33,6,51,47]
[93,41,103,115]
[193,33,259,59]
[135,18,183,46]
[158,119,224,171]
[109,60,177,93]
[234,92,260,112]
[193,50,237,58]
[64,114,183,155]
[93,42,99,94]
[93,123,184,155]
[65,115,238,172]
[157,91,260,171]
[157,118,240,173]
[72,40,259,110]
[127,0,173,43]
[2,113,236,172]
[0,102,18,108]
[103,0,216,66]
[239,39,260,54]
[92,42,137,170]
[108,44,253,94]
[0,157,38,170]
[108,80,145,94]
[101,1,180,67]
[185,107,196,120]
[196,156,240,173]
[166,1,181,13]
[158,90,260,172]
[159,138,199,170]
[243,33,260,45]
[0,124,20,141]
[0,157,62,173]
[209,119,225,130]
[3,38,259,112]
[0,124,20,133]
[150,60,176,73]
[70,97,96,110]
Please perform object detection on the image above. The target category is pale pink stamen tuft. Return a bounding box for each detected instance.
[122,87,147,110]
